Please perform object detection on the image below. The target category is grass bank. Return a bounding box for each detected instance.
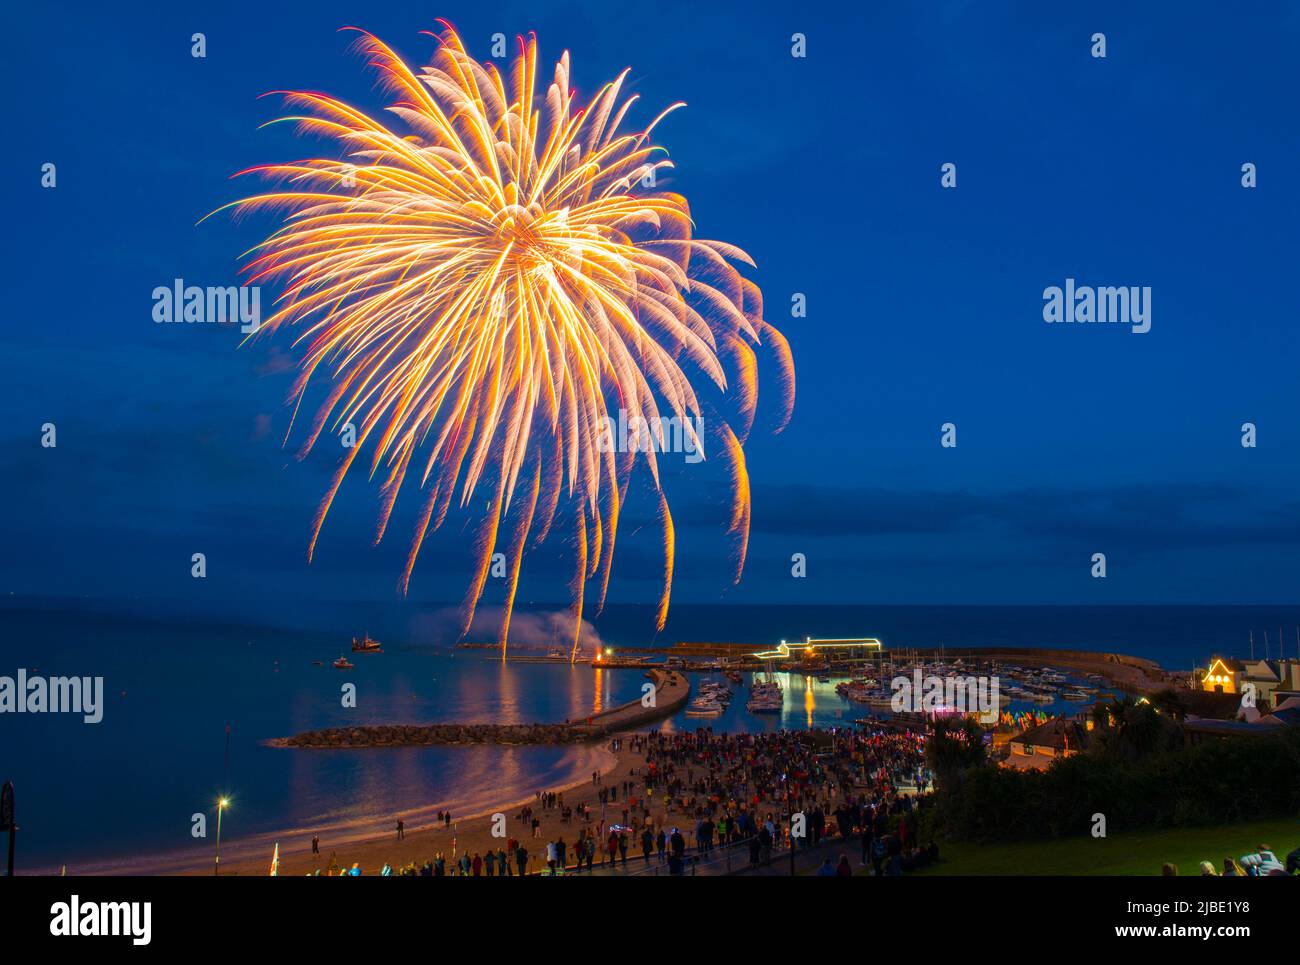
[911,819,1299,875]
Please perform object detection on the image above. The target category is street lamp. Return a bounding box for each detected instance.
[214,797,230,876]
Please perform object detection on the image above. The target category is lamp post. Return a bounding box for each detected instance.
[214,797,229,876]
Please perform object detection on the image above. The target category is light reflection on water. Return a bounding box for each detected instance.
[3,628,649,870]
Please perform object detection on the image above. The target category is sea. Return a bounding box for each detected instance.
[2,597,1298,872]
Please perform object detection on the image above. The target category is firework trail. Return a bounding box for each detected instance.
[215,24,794,655]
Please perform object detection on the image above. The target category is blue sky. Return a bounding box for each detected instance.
[7,0,1300,623]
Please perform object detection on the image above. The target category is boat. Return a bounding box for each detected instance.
[747,697,782,713]
[332,657,354,670]
[352,634,383,653]
[686,698,724,717]
[511,648,582,663]
[311,660,324,666]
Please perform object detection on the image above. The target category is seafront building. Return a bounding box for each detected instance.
[1197,656,1300,706]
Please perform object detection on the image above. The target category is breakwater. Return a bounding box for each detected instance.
[268,670,691,749]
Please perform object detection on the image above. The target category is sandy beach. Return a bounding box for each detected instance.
[200,733,641,877]
[45,670,690,877]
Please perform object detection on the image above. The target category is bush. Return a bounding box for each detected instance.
[931,727,1300,843]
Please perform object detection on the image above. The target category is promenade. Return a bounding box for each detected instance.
[537,834,858,877]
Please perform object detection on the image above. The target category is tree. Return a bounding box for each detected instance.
[1149,688,1190,722]
[926,715,986,789]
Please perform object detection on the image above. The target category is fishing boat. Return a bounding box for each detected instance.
[332,656,354,670]
[351,634,383,653]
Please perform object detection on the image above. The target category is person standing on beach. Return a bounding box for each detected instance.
[396,819,405,840]
[641,828,653,863]
[484,850,495,876]
[515,844,529,876]
[497,847,509,875]
[311,833,319,855]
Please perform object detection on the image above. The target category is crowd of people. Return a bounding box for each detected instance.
[299,718,1300,879]
[304,725,936,876]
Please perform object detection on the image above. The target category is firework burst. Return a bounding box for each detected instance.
[217,24,794,655]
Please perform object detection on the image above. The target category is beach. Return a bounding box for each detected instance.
[117,672,688,876]
[193,733,639,877]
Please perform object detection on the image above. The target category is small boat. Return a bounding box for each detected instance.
[333,657,354,670]
[312,660,324,666]
[352,634,383,653]
[686,698,724,717]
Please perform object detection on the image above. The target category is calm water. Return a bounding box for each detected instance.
[2,599,1298,871]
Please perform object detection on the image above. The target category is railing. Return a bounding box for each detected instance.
[532,830,863,877]
[624,836,760,876]
[540,834,762,877]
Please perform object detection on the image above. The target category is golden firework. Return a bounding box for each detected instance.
[218,25,794,654]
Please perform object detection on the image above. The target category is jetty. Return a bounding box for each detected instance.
[267,670,690,749]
